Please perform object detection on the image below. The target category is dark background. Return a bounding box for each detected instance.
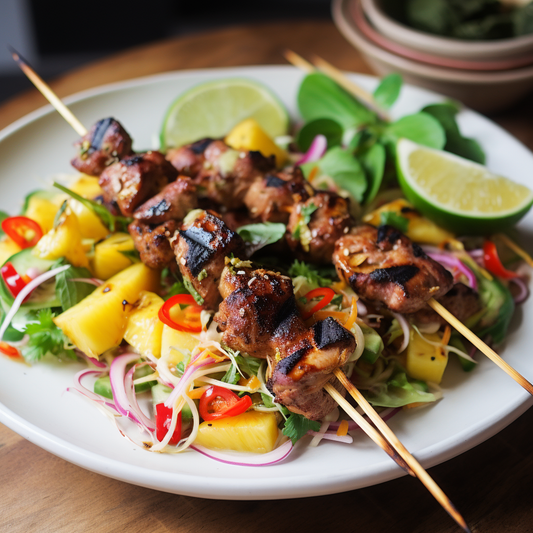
[0,0,331,104]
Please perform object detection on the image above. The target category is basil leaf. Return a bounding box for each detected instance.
[373,73,403,110]
[386,112,446,150]
[53,182,131,232]
[237,222,286,247]
[296,118,343,152]
[54,261,96,311]
[297,73,377,130]
[361,142,386,204]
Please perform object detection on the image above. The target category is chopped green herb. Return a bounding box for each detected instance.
[282,413,320,444]
[183,279,204,305]
[197,269,208,281]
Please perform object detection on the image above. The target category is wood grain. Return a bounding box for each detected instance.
[1,19,533,533]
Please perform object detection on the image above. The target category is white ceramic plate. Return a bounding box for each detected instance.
[0,66,532,500]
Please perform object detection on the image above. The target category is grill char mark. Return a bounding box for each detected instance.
[369,265,420,291]
[90,117,113,151]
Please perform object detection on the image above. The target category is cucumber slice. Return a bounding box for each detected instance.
[0,248,59,309]
[94,365,157,400]
[151,383,192,421]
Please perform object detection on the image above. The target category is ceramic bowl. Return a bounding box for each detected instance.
[333,0,533,113]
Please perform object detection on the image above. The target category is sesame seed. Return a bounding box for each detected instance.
[239,308,245,317]
[343,248,349,256]
[180,258,186,265]
[237,270,245,275]
[248,277,257,287]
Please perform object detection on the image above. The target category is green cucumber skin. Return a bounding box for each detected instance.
[151,383,193,421]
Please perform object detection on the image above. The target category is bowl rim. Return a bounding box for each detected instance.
[361,0,533,57]
[334,0,533,84]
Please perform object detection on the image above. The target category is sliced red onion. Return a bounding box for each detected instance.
[68,368,118,412]
[307,430,353,444]
[426,252,477,291]
[190,439,293,466]
[124,364,157,433]
[0,264,70,340]
[509,276,530,304]
[109,352,155,431]
[69,277,104,287]
[391,312,410,353]
[468,249,484,260]
[356,299,368,316]
[75,349,107,368]
[295,134,327,165]
[25,267,42,280]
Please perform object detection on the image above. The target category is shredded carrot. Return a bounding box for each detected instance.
[280,205,293,213]
[187,385,211,399]
[307,166,319,183]
[336,419,349,437]
[441,325,451,346]
[343,298,358,331]
[498,233,533,268]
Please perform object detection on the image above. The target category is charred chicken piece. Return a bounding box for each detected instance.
[172,210,245,309]
[216,266,356,420]
[269,317,356,420]
[410,282,481,326]
[167,139,275,210]
[71,117,133,176]
[286,191,354,264]
[128,219,178,269]
[133,177,197,225]
[99,151,178,217]
[333,224,454,314]
[243,167,312,223]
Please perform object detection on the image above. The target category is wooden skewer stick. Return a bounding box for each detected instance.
[9,46,87,136]
[428,298,533,395]
[332,369,470,532]
[323,383,414,476]
[496,233,533,269]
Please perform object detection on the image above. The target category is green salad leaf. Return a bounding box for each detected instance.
[373,73,403,110]
[54,260,96,311]
[385,112,446,151]
[237,222,286,248]
[282,413,320,444]
[296,118,343,152]
[361,142,386,204]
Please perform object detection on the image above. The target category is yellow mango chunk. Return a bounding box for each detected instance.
[33,208,89,268]
[69,200,109,241]
[225,118,287,167]
[70,175,103,199]
[363,199,454,245]
[405,330,448,384]
[195,411,279,453]
[25,196,60,234]
[161,324,200,363]
[0,237,21,266]
[91,232,136,280]
[54,263,160,359]
[124,291,164,358]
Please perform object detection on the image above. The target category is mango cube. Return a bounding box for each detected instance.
[405,330,448,384]
[91,232,136,280]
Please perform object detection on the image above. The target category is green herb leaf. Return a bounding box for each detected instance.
[385,112,446,151]
[361,142,386,204]
[380,211,409,233]
[53,182,131,232]
[373,73,403,110]
[261,392,276,408]
[54,260,96,311]
[282,413,320,444]
[118,249,140,263]
[21,308,76,363]
[288,260,334,287]
[296,118,343,152]
[297,72,377,130]
[237,222,286,248]
[183,278,204,305]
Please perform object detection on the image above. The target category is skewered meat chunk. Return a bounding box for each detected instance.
[286,191,354,264]
[172,210,244,309]
[128,219,178,269]
[243,167,312,223]
[71,117,133,176]
[167,139,275,210]
[410,282,481,326]
[333,224,454,314]
[99,151,178,217]
[216,266,356,420]
[133,178,197,225]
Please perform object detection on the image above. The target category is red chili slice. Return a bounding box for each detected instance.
[483,241,518,280]
[158,294,202,333]
[301,287,336,320]
[1,262,28,299]
[0,341,21,358]
[1,216,43,249]
[155,403,182,445]
[199,385,252,421]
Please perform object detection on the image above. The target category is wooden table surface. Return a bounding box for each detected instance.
[1,20,533,533]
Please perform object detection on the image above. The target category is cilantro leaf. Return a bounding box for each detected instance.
[53,182,131,232]
[380,212,409,233]
[282,413,321,444]
[288,260,334,288]
[221,354,263,384]
[21,309,76,363]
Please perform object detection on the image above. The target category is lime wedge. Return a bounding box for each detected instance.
[160,78,289,150]
[397,138,533,234]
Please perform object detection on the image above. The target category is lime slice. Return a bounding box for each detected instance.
[161,78,289,150]
[396,138,533,234]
